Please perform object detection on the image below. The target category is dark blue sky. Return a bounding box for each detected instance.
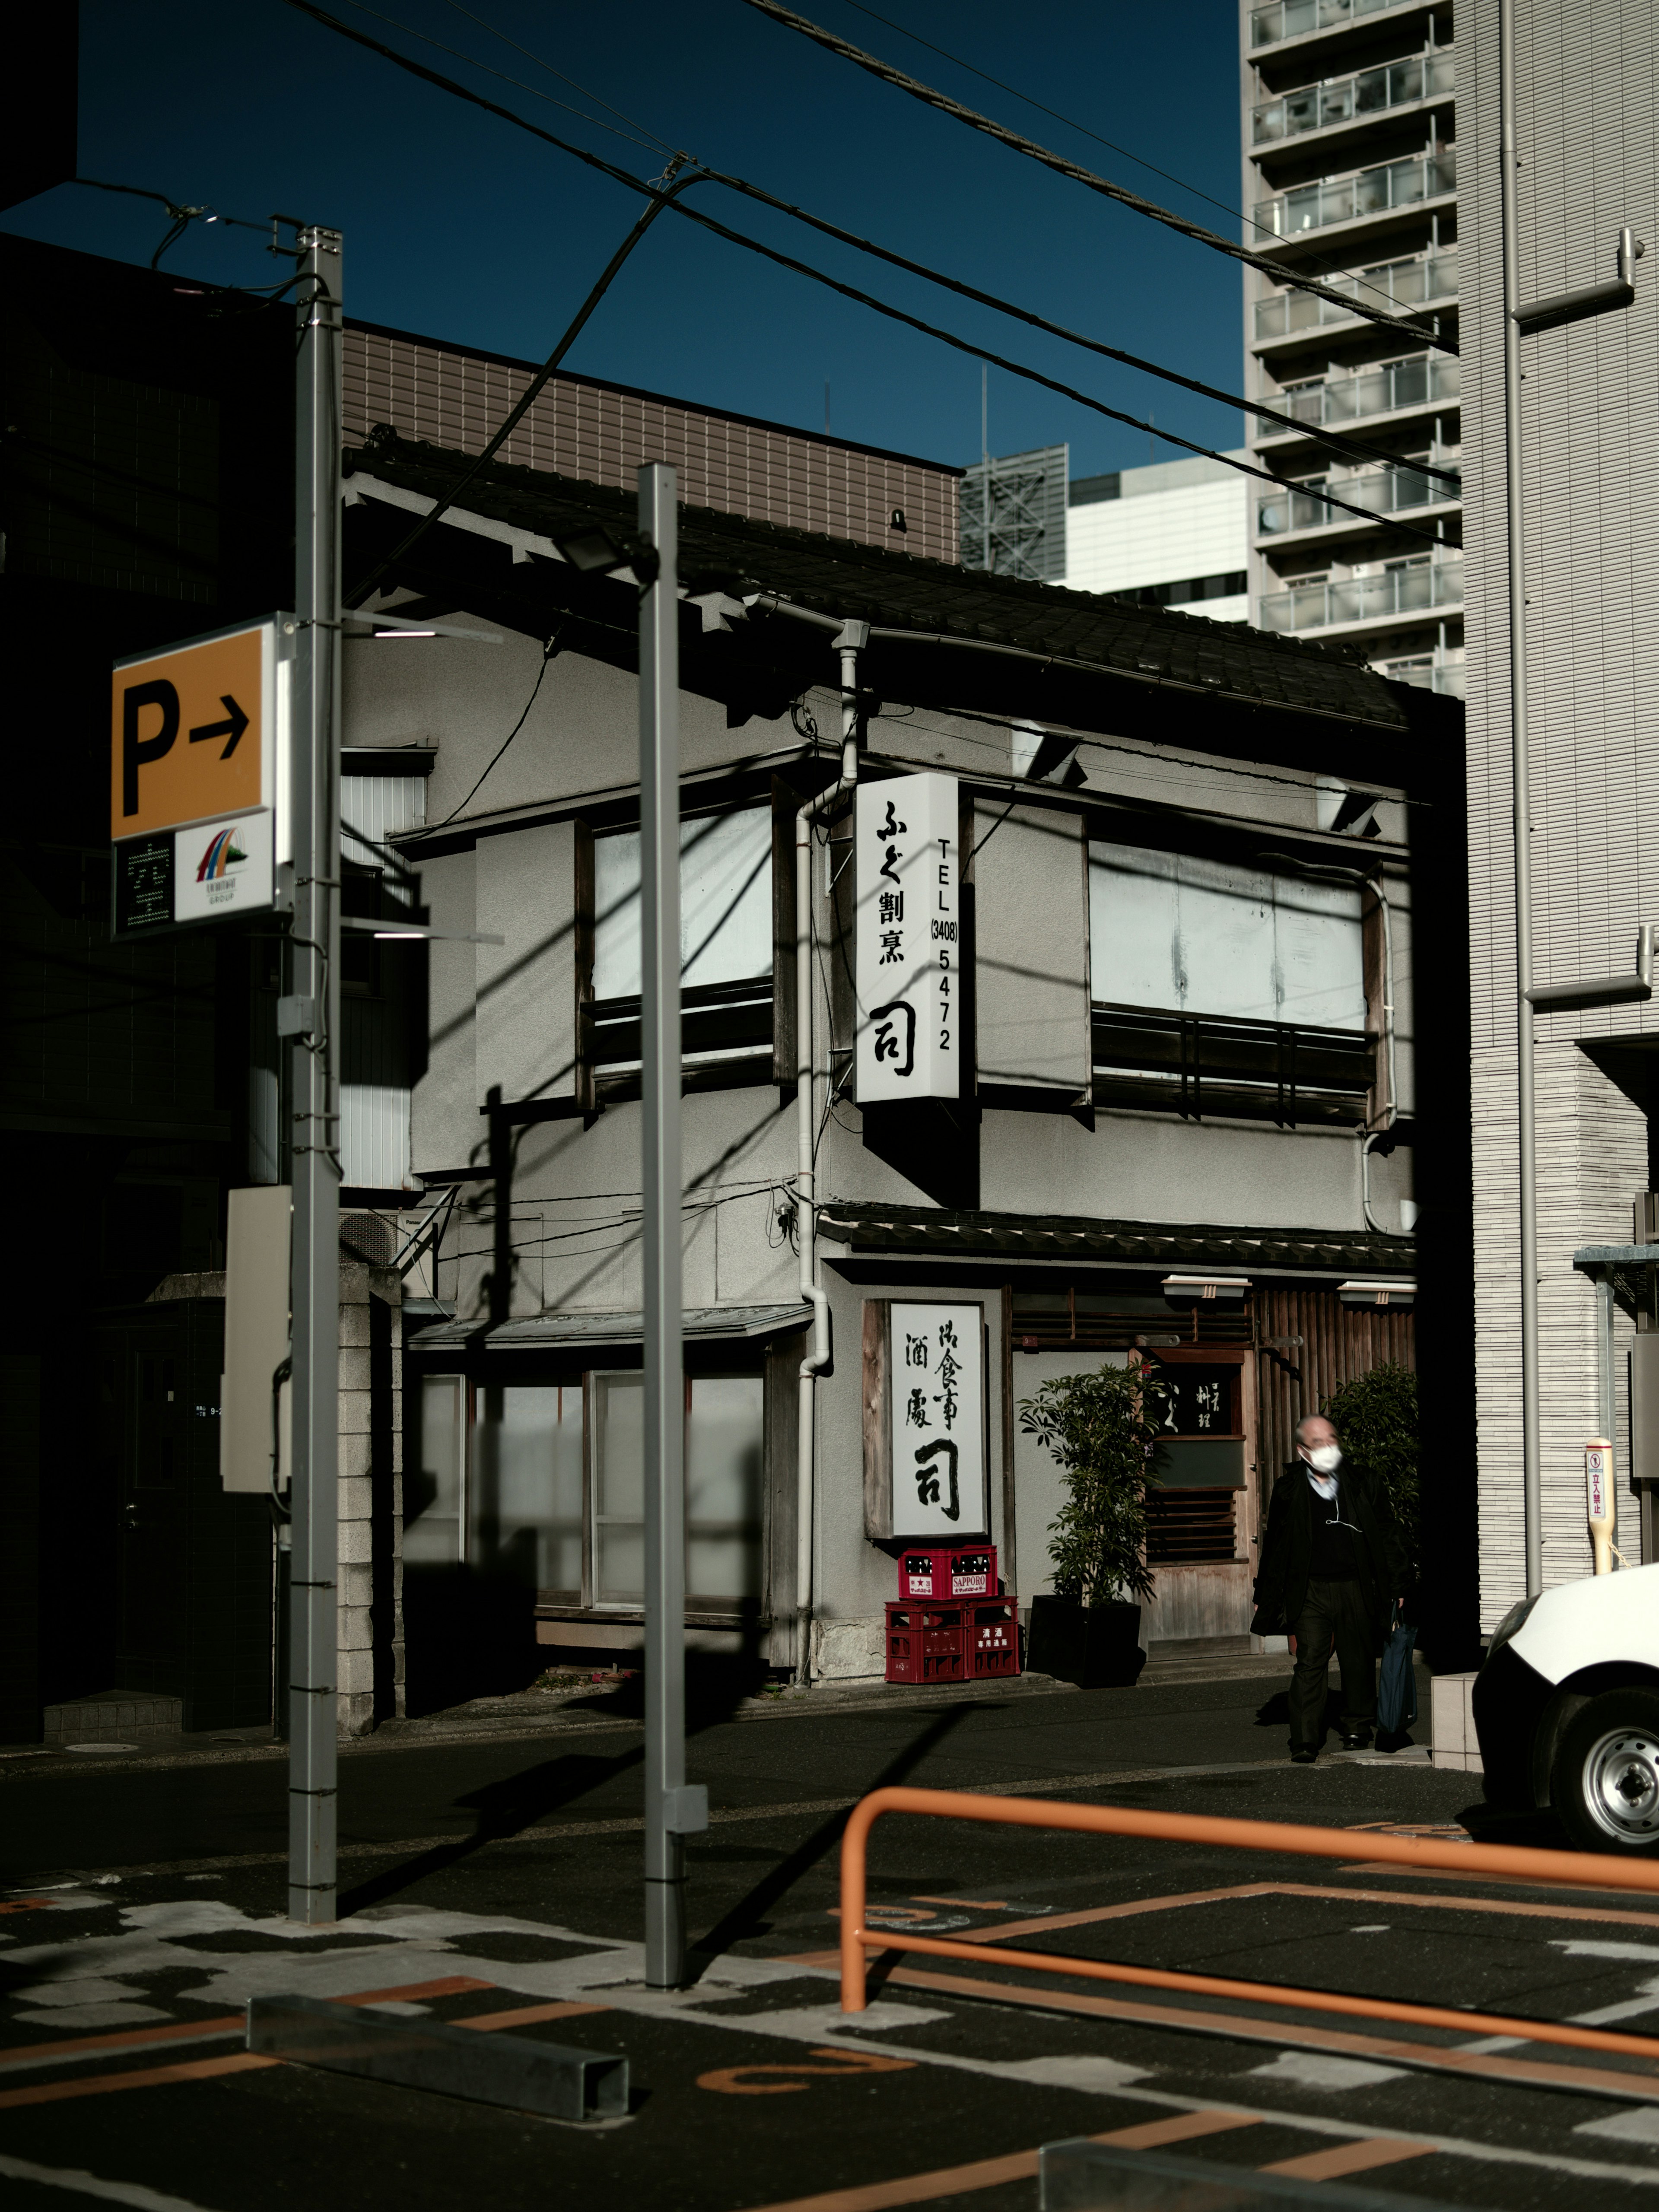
[6,0,1247,477]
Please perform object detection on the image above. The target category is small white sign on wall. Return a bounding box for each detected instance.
[890,1301,987,1538]
[855,772,960,1102]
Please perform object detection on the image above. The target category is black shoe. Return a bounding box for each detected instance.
[1339,1730,1373,1751]
[1290,1747,1317,1764]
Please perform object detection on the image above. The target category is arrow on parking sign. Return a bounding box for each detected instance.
[189,695,249,759]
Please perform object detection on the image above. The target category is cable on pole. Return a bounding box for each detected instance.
[281,0,1453,540]
[736,0,1459,357]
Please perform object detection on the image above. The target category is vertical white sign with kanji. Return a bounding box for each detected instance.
[890,1301,987,1538]
[855,772,960,1102]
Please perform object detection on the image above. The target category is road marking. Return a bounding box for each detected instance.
[0,2053,279,2111]
[699,2050,918,2097]
[732,2111,1259,2211]
[800,1958,1659,2107]
[0,2151,224,2212]
[453,2000,613,2031]
[0,1978,499,2083]
[1262,2137,1434,2181]
[0,2020,243,2075]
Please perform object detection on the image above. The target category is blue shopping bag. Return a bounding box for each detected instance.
[1377,1620,1418,1735]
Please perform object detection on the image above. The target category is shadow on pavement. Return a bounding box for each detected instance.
[337,1743,645,1917]
[684,1702,976,1985]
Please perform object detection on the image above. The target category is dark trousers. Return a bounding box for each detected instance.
[1289,1577,1377,1747]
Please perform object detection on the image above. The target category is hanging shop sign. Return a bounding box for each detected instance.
[110,616,290,937]
[890,1300,987,1538]
[855,772,960,1102]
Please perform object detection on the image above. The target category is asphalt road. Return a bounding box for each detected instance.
[6,1674,1659,2212]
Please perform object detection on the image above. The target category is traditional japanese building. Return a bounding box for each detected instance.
[338,429,1472,1693]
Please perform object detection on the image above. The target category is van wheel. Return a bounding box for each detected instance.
[1552,1690,1659,1854]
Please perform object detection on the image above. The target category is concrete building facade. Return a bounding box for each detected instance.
[1064,455,1250,620]
[1240,0,1464,697]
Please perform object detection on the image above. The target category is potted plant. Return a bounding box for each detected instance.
[1018,1362,1166,1689]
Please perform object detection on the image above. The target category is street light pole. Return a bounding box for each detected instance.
[288,223,345,1923]
[639,462,706,1987]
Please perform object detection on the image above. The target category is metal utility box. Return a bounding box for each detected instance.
[1630,1336,1659,1487]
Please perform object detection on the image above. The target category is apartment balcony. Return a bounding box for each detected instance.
[1256,462,1460,541]
[1255,149,1456,241]
[1259,354,1462,443]
[1256,556,1464,634]
[1251,0,1430,48]
[1253,249,1457,346]
[1253,50,1454,145]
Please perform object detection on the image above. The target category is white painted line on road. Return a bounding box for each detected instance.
[0,2152,225,2211]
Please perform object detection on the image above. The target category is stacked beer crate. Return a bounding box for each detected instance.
[884,1547,1020,1684]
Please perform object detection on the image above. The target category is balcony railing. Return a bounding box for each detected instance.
[1251,0,1426,47]
[1091,1004,1373,1127]
[1267,353,1462,430]
[1254,250,1458,341]
[1256,149,1456,238]
[1254,51,1454,142]
[1258,462,1459,535]
[1257,557,1464,631]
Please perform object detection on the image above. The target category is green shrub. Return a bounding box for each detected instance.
[1018,1363,1167,1606]
[1322,1362,1420,1576]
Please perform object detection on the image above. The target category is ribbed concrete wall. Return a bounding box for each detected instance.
[1463,0,1659,1624]
[343,326,960,564]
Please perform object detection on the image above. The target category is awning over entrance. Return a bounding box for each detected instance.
[407,1302,812,1355]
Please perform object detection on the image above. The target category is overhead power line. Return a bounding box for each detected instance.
[737,0,1459,359]
[278,0,1453,541]
[324,0,1455,480]
[831,0,1418,321]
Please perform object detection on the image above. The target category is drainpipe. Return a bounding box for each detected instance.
[790,619,868,1686]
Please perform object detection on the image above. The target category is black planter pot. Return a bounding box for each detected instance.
[1026,1595,1144,1689]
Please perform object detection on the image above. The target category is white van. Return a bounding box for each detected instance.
[1473,1564,1659,1853]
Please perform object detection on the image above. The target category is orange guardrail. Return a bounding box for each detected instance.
[839,1785,1659,2063]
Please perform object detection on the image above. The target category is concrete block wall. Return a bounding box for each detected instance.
[338,1262,404,1737]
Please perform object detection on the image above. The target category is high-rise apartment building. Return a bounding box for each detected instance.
[1240,0,1462,697]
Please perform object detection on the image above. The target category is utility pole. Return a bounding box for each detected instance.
[288,223,344,1923]
[638,462,706,1987]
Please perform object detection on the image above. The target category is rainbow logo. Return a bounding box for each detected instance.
[196,826,249,883]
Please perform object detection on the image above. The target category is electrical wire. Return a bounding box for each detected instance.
[335,0,667,151]
[283,0,1454,534]
[830,0,1435,321]
[432,630,561,825]
[737,0,1457,356]
[438,0,681,156]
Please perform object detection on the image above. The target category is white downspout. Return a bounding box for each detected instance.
[795,619,868,1687]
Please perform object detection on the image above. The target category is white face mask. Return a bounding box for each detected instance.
[1304,1443,1341,1475]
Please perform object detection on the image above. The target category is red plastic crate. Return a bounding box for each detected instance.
[967,1598,1021,1679]
[899,1546,998,1601]
[884,1602,966,1684]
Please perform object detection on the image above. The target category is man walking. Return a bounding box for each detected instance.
[1252,1414,1407,1764]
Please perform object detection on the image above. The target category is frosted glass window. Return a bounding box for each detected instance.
[594,808,772,998]
[592,1370,645,1606]
[406,1376,464,1564]
[467,1385,584,1592]
[1089,842,1364,1028]
[687,1376,764,1603]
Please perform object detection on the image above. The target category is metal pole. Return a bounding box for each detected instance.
[639,463,699,1986]
[1498,0,1542,1599]
[288,224,344,1923]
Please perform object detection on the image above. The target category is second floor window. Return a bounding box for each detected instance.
[591,805,774,1084]
[1090,843,1364,1029]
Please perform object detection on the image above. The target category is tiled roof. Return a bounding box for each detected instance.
[347,431,1460,743]
[815,1199,1416,1278]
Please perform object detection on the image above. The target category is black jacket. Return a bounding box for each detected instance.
[1251,1458,1408,1643]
